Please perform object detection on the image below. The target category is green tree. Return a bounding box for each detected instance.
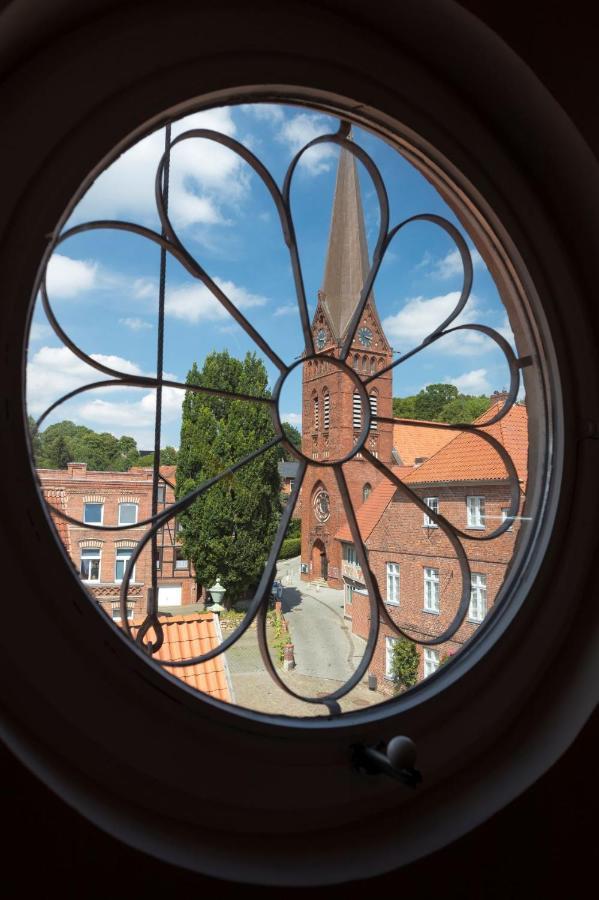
[392,395,418,419]
[413,383,459,420]
[177,351,281,605]
[35,419,141,471]
[389,639,420,693]
[138,446,179,467]
[439,394,490,424]
[27,415,42,464]
[280,422,302,460]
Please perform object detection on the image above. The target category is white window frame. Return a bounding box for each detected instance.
[83,502,103,525]
[385,636,400,679]
[469,572,488,622]
[423,496,439,527]
[111,601,135,622]
[501,507,514,531]
[118,502,138,525]
[343,543,357,565]
[323,389,330,430]
[386,561,400,605]
[424,648,440,678]
[157,483,166,504]
[466,495,486,529]
[114,548,135,583]
[175,547,189,570]
[80,547,101,582]
[423,567,440,613]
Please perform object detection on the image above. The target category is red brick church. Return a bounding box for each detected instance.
[299,144,528,686]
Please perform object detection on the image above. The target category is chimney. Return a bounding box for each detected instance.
[67,462,87,478]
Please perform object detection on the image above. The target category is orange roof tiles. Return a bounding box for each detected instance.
[404,402,528,485]
[393,419,456,466]
[335,467,409,543]
[130,613,232,702]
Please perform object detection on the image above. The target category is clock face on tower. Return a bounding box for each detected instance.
[358,326,373,347]
[316,328,327,350]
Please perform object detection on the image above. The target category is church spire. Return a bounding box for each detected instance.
[320,141,371,340]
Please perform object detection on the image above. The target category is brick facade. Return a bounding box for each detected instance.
[341,480,523,689]
[300,300,393,586]
[38,462,197,621]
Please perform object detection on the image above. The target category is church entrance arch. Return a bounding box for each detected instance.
[311,539,328,581]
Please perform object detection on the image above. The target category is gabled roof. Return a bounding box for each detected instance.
[130,613,232,702]
[335,466,411,543]
[392,420,456,466]
[159,465,177,486]
[404,402,528,485]
[278,461,299,478]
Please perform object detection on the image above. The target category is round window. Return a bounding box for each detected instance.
[2,1,597,887]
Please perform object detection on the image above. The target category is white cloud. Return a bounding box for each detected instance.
[431,246,483,280]
[282,412,302,427]
[71,107,248,230]
[445,369,491,394]
[29,321,52,341]
[277,113,337,175]
[27,345,183,447]
[165,278,268,323]
[274,304,297,317]
[242,104,285,124]
[119,317,153,331]
[382,291,495,356]
[46,254,98,298]
[26,345,144,416]
[132,278,157,299]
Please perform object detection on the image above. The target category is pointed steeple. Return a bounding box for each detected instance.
[320,141,371,340]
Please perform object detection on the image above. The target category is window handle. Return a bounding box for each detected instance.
[351,736,422,787]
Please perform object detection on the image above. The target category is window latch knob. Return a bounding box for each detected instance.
[352,735,422,787]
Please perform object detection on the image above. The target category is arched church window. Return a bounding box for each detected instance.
[363,483,372,502]
[353,353,360,371]
[370,356,376,374]
[369,391,378,430]
[352,390,362,430]
[362,354,368,372]
[377,358,384,371]
[312,483,330,523]
[323,389,330,430]
[312,392,319,430]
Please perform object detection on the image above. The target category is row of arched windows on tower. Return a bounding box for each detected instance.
[353,389,378,431]
[353,354,384,374]
[312,387,379,432]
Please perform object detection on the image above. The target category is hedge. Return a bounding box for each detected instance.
[279,537,301,559]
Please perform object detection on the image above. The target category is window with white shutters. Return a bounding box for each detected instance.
[353,390,361,430]
[323,389,330,430]
[369,392,377,430]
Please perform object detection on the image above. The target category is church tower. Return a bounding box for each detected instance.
[300,142,393,588]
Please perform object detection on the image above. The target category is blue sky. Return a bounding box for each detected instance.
[26,102,514,449]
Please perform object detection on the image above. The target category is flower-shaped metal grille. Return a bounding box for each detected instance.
[33,116,524,716]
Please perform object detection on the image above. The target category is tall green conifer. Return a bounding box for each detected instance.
[177,351,281,604]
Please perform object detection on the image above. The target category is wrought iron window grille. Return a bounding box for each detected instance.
[33,112,525,717]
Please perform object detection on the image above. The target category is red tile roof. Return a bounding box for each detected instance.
[393,419,456,465]
[130,613,232,702]
[335,466,410,543]
[404,402,528,485]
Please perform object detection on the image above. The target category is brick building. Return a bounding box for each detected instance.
[336,400,527,686]
[300,142,394,586]
[38,461,197,620]
[300,140,528,688]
